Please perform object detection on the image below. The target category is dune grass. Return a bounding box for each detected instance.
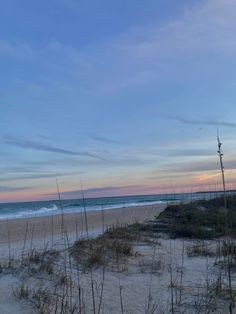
[154,195,236,239]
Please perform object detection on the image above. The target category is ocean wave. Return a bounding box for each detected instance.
[98,200,165,211]
[0,199,168,220]
[36,204,59,214]
[0,204,60,220]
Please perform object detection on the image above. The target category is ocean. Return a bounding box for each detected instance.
[0,191,225,220]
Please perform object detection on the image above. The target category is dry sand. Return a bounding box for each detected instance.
[0,204,166,258]
[0,203,230,313]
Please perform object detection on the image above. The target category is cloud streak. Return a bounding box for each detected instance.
[162,115,236,129]
[1,171,82,182]
[0,186,32,193]
[166,148,214,157]
[91,134,119,144]
[4,136,103,160]
[155,157,236,175]
[61,186,135,197]
[45,185,143,198]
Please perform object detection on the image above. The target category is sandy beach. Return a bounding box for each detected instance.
[0,201,232,313]
[0,204,166,257]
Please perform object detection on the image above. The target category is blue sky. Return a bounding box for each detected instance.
[1,0,236,202]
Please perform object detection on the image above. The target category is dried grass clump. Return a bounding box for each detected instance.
[70,231,133,269]
[187,241,216,257]
[23,248,60,275]
[31,287,53,313]
[104,223,142,241]
[13,281,29,300]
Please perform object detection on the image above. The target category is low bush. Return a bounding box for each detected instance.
[155,195,236,239]
[70,226,134,268]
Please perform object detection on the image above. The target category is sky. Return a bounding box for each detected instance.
[1,0,236,202]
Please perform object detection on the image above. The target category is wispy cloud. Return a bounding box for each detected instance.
[0,40,32,58]
[162,115,236,128]
[166,148,214,157]
[1,171,82,182]
[61,186,133,198]
[46,185,143,198]
[91,134,119,144]
[97,0,236,93]
[0,186,32,193]
[117,0,236,59]
[155,157,236,175]
[4,136,103,160]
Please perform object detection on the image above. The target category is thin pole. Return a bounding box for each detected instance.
[217,130,227,209]
[217,130,233,313]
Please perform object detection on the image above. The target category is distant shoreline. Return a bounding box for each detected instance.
[0,200,167,221]
[0,189,228,205]
[0,190,222,220]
